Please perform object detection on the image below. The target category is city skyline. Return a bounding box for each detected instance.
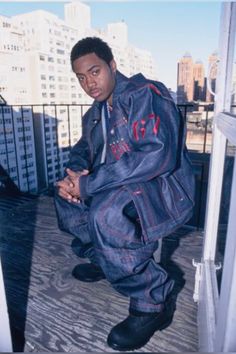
[0,1,221,90]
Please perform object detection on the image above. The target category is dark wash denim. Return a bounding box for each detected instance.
[54,71,195,313]
[55,189,174,313]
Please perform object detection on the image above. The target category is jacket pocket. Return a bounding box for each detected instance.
[125,176,194,243]
[159,173,194,220]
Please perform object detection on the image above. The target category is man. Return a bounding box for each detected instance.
[55,37,195,351]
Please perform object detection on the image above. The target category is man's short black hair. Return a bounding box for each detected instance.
[70,37,114,68]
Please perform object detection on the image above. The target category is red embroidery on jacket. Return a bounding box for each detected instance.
[153,116,160,135]
[110,140,131,160]
[148,83,161,96]
[140,127,146,138]
[133,121,139,141]
[133,115,160,140]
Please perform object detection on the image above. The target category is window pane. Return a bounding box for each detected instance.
[216,141,235,292]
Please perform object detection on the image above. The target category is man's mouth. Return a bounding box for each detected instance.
[90,89,101,98]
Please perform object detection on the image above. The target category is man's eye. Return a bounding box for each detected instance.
[78,76,84,82]
[92,70,99,76]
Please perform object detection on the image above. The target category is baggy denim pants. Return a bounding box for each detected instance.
[54,187,174,313]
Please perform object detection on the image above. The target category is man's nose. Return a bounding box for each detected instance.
[87,76,96,88]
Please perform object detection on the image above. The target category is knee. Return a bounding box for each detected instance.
[54,193,87,236]
[88,198,112,242]
[88,201,103,231]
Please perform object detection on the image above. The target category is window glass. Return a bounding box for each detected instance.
[215,141,235,293]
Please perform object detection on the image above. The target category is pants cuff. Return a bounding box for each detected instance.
[129,298,165,314]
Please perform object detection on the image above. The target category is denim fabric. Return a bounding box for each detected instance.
[55,188,174,313]
[54,193,98,265]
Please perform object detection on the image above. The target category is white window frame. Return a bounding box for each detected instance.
[196,3,236,352]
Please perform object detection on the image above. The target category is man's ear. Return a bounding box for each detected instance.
[110,59,117,73]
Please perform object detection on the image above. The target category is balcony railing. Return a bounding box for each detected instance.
[1,103,234,228]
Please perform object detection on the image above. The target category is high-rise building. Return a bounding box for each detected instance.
[177,52,217,103]
[0,15,31,104]
[177,52,194,103]
[12,9,91,106]
[0,104,38,192]
[206,51,218,103]
[193,60,205,101]
[64,1,91,36]
[0,15,38,192]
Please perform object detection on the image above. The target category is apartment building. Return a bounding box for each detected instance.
[0,15,37,192]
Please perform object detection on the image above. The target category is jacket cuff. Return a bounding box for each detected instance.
[79,175,89,199]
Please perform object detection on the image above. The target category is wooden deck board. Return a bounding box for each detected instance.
[0,195,203,352]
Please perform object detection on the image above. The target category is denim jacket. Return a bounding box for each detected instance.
[67,71,195,241]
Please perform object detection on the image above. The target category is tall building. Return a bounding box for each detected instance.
[12,9,90,106]
[64,1,91,36]
[193,60,205,101]
[0,15,38,192]
[177,52,217,103]
[177,52,194,103]
[0,105,38,192]
[206,51,218,103]
[0,15,31,104]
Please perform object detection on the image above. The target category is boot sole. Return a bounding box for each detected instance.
[72,273,106,282]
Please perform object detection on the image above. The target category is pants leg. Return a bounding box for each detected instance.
[89,187,174,313]
[54,193,98,265]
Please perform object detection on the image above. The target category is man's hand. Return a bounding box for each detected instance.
[56,168,89,203]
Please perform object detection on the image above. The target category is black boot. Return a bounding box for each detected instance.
[107,306,174,351]
[72,263,105,282]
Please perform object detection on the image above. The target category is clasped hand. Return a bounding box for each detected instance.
[56,168,89,203]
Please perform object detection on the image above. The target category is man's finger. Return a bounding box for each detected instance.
[58,187,73,201]
[81,169,89,175]
[56,178,71,188]
[66,168,78,177]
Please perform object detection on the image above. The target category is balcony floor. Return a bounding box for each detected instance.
[0,194,203,352]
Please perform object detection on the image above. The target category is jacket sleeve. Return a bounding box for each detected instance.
[79,84,182,198]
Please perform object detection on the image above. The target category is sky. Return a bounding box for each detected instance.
[0,1,222,91]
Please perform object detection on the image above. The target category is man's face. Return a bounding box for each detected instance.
[72,53,116,104]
